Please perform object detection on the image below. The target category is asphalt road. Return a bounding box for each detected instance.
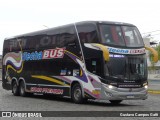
[0,69,1,80]
[148,79,160,91]
[0,81,160,120]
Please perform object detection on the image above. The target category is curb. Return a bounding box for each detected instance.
[148,90,160,94]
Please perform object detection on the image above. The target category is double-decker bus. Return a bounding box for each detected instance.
[2,21,158,104]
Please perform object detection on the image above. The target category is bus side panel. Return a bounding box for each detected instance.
[2,40,12,90]
[26,84,70,96]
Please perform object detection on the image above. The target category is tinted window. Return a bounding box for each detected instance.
[24,37,37,50]
[122,26,144,47]
[77,23,99,43]
[3,40,10,52]
[58,26,78,47]
[37,30,59,49]
[36,26,78,49]
[4,39,21,52]
[99,24,144,47]
[106,54,127,78]
[24,56,80,76]
[105,54,147,80]
[99,25,125,46]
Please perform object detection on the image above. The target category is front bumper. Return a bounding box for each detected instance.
[100,84,148,100]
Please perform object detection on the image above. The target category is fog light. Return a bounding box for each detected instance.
[144,85,148,89]
[108,85,113,89]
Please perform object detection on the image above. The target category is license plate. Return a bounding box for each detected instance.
[127,95,135,98]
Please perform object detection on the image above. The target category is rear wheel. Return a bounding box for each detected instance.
[109,100,122,105]
[19,81,27,97]
[71,83,84,104]
[12,80,19,96]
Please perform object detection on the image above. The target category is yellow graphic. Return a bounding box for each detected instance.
[64,50,82,61]
[145,46,158,62]
[92,90,100,95]
[92,44,110,61]
[32,75,69,86]
[80,69,83,76]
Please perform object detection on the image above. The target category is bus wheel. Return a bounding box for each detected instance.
[109,100,122,105]
[12,80,19,96]
[19,81,27,97]
[71,83,84,104]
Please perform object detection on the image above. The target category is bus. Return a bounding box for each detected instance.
[2,21,158,104]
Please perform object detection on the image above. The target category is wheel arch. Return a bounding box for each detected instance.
[70,80,85,98]
[18,77,27,91]
[11,77,18,86]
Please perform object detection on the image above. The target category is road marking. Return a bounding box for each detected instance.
[148,90,160,94]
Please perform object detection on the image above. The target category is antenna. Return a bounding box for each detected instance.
[43,25,49,29]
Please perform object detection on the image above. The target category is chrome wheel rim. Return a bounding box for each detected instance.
[74,88,81,101]
[13,83,17,93]
[20,83,24,95]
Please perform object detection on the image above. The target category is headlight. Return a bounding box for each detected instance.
[144,85,148,89]
[108,85,113,89]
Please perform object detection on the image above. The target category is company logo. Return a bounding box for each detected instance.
[108,47,145,54]
[108,47,129,54]
[22,48,65,61]
[130,49,145,54]
[43,48,65,59]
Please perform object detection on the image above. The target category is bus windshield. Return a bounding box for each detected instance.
[105,54,147,81]
[99,24,144,47]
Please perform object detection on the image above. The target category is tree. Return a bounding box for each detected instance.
[148,44,160,70]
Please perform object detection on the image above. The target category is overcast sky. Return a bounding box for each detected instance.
[1,0,160,54]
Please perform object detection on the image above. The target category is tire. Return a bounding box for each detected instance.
[12,80,19,96]
[71,83,84,104]
[109,100,122,105]
[19,81,27,97]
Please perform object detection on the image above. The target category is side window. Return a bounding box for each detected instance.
[77,23,99,43]
[7,39,19,52]
[38,30,59,49]
[58,26,81,57]
[58,26,78,47]
[24,37,36,50]
[3,40,10,52]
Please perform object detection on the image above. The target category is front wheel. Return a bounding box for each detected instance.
[109,100,122,105]
[71,83,84,104]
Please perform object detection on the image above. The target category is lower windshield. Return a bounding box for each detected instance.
[105,54,147,81]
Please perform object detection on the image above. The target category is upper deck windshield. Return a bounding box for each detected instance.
[99,24,144,47]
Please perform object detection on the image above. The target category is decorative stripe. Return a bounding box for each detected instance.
[91,44,110,61]
[31,75,69,86]
[53,76,72,84]
[65,50,82,61]
[84,88,100,99]
[26,83,70,87]
[4,41,24,74]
